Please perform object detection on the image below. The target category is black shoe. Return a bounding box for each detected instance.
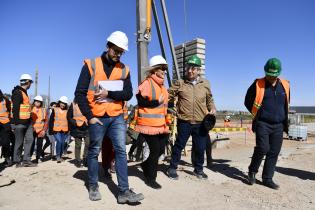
[193,171,208,180]
[117,189,144,204]
[263,179,279,190]
[248,172,256,185]
[207,160,213,168]
[15,162,23,168]
[166,168,179,180]
[56,157,62,163]
[145,180,162,190]
[34,159,39,164]
[23,161,37,167]
[4,158,13,167]
[89,186,102,201]
[51,156,57,161]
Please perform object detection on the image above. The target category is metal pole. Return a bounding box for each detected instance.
[160,0,180,80]
[35,66,38,96]
[136,0,149,84]
[152,0,171,86]
[48,75,50,105]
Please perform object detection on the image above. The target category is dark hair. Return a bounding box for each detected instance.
[50,102,57,107]
[107,41,115,48]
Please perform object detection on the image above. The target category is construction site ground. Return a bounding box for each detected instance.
[0,123,314,210]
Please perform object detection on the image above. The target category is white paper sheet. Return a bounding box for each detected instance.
[96,80,124,103]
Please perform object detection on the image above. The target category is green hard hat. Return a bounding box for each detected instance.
[186,55,202,67]
[264,58,282,77]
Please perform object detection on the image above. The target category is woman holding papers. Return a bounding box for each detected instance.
[135,55,170,189]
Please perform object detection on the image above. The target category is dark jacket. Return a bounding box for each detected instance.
[244,78,289,133]
[74,52,133,121]
[66,103,88,138]
[11,86,30,125]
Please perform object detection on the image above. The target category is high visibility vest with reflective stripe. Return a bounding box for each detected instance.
[53,107,68,132]
[31,107,47,133]
[19,91,31,119]
[85,57,129,117]
[137,78,168,126]
[73,103,87,127]
[251,78,290,118]
[0,99,10,124]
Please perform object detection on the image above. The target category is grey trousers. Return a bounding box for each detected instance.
[13,123,34,162]
[75,136,89,161]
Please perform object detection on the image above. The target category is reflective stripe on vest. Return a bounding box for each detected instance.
[251,77,290,118]
[85,57,129,117]
[137,78,168,126]
[19,91,31,119]
[0,99,10,124]
[73,103,87,127]
[53,107,68,132]
[31,107,46,133]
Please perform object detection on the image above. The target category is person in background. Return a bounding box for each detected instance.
[67,99,89,168]
[49,96,69,163]
[30,95,48,163]
[12,74,37,167]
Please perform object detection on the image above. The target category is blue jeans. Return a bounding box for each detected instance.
[170,120,208,173]
[88,114,128,192]
[54,132,69,158]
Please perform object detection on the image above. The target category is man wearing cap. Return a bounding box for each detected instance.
[245,58,290,190]
[12,74,37,167]
[167,55,216,180]
[75,31,144,203]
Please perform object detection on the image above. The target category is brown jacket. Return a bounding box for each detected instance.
[169,77,216,123]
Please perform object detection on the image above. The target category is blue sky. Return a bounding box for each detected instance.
[0,0,314,110]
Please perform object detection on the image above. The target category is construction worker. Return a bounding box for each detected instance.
[224,115,231,127]
[135,55,170,189]
[245,58,290,190]
[0,89,13,167]
[12,74,37,167]
[75,31,144,203]
[43,102,57,160]
[30,95,48,163]
[49,96,69,163]
[67,99,89,168]
[167,55,216,180]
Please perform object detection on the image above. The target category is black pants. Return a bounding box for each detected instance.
[141,133,167,181]
[0,123,11,158]
[248,121,283,180]
[31,132,44,159]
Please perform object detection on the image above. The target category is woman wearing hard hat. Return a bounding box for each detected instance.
[134,55,170,189]
[30,95,48,163]
[49,96,69,163]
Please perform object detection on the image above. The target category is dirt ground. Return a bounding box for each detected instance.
[0,129,314,210]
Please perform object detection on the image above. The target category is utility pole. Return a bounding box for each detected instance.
[34,66,38,96]
[136,0,149,84]
[48,75,51,105]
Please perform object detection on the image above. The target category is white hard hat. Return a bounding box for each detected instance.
[34,95,43,102]
[59,96,68,104]
[107,31,129,51]
[20,74,33,81]
[149,55,167,67]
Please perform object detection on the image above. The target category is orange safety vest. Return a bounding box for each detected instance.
[85,57,130,117]
[73,103,87,127]
[53,107,68,132]
[251,77,290,118]
[137,78,168,127]
[31,107,47,133]
[0,99,10,124]
[18,91,31,119]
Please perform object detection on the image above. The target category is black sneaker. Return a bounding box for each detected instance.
[89,186,102,201]
[166,168,179,180]
[263,179,279,190]
[248,172,256,185]
[82,158,88,167]
[145,180,162,190]
[193,171,208,180]
[23,161,37,167]
[117,189,144,204]
[15,162,23,168]
[75,160,82,168]
[4,158,13,167]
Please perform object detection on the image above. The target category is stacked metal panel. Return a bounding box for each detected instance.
[173,38,206,80]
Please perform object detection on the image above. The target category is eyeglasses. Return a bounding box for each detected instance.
[110,47,125,56]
